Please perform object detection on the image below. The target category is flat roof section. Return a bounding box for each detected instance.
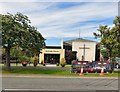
[45,46,61,49]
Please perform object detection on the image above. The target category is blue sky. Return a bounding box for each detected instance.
[0,1,118,46]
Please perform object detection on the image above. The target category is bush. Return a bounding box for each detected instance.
[19,55,29,62]
[60,58,66,67]
[32,55,39,67]
[19,55,29,67]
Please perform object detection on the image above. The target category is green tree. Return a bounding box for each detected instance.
[100,49,108,59]
[1,12,45,70]
[93,16,120,62]
[112,16,120,57]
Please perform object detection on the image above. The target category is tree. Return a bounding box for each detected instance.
[22,26,46,57]
[113,16,120,57]
[65,50,76,64]
[1,12,45,70]
[100,49,109,60]
[93,16,120,62]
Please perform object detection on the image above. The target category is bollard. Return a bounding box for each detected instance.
[106,72,109,74]
[100,66,104,76]
[79,67,84,76]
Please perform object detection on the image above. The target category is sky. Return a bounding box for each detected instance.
[0,0,119,46]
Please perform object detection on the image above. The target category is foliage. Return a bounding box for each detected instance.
[65,50,76,64]
[100,49,108,59]
[32,55,39,67]
[93,16,120,61]
[10,46,22,60]
[19,55,29,62]
[1,12,45,70]
[60,58,66,67]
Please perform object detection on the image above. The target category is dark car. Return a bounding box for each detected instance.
[115,57,120,68]
[71,60,113,73]
[71,60,96,73]
[114,63,120,69]
[92,61,113,73]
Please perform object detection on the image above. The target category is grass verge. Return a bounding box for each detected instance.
[1,66,120,77]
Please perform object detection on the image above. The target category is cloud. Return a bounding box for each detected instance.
[27,2,117,38]
[0,2,118,39]
[0,0,119,2]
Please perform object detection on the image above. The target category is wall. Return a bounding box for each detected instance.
[72,41,97,61]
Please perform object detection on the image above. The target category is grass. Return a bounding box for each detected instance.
[1,66,120,77]
[1,66,77,76]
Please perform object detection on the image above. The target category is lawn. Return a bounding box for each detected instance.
[1,66,120,77]
[1,66,76,76]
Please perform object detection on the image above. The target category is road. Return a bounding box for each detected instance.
[1,76,119,92]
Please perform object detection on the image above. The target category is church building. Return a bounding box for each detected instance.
[39,38,100,64]
[64,38,100,62]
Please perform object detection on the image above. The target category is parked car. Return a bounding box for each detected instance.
[114,63,120,69]
[92,61,113,73]
[115,57,120,69]
[71,60,96,73]
[71,60,113,73]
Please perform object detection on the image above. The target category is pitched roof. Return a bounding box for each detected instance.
[64,38,97,45]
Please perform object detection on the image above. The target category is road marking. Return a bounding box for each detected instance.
[3,88,95,91]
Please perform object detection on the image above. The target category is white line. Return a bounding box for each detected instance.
[4,88,84,91]
[4,89,55,91]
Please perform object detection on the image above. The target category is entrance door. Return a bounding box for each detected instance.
[44,54,60,64]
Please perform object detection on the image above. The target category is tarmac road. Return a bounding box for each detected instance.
[1,75,119,92]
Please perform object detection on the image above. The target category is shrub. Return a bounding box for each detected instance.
[32,55,39,67]
[19,55,29,67]
[19,55,29,62]
[60,58,66,67]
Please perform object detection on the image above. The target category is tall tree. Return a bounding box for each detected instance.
[113,16,120,57]
[93,16,120,62]
[1,12,45,70]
